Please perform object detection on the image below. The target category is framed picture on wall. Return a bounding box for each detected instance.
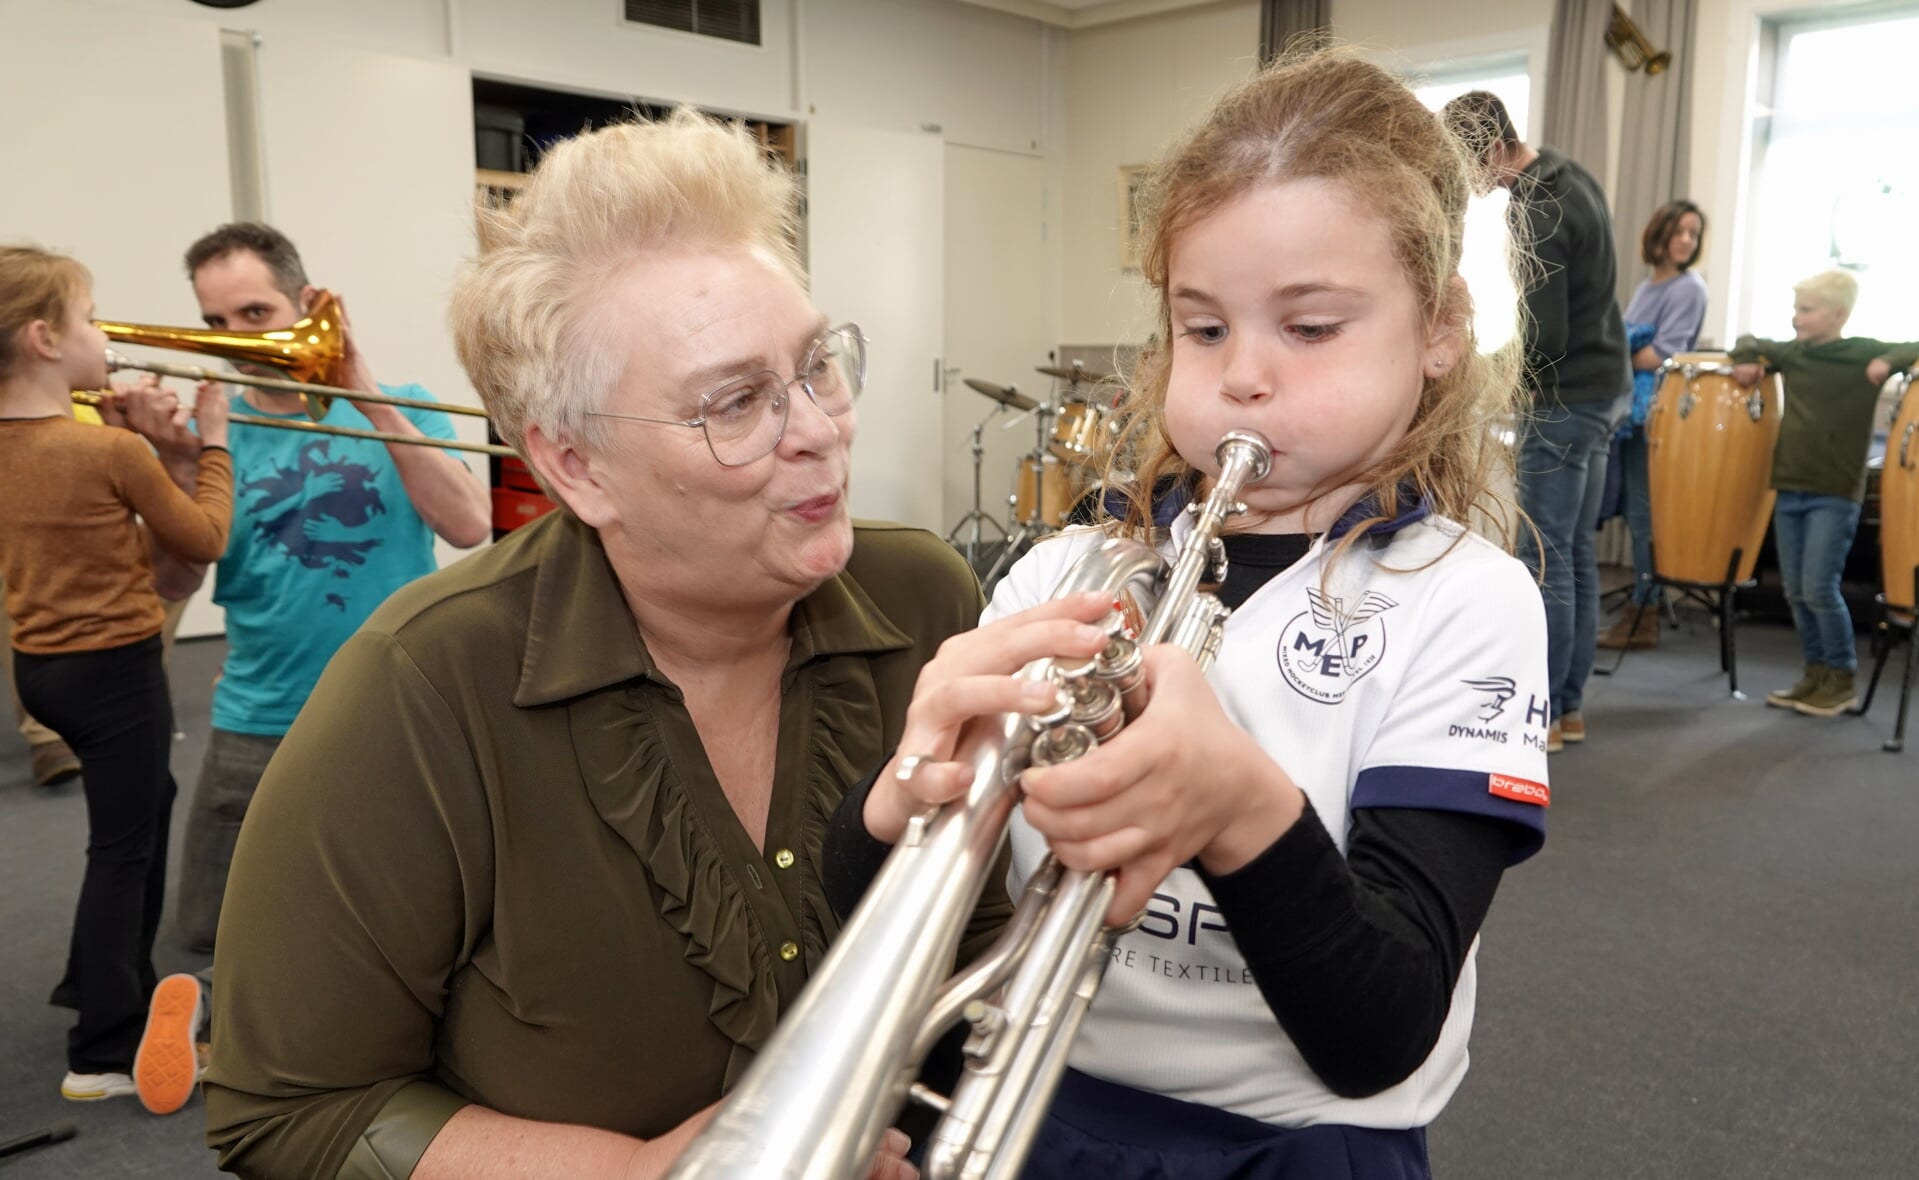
[1118,164,1149,270]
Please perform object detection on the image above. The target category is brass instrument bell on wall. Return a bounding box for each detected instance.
[1606,5,1672,76]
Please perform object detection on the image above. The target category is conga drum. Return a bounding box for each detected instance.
[1645,353,1783,585]
[1882,366,1919,614]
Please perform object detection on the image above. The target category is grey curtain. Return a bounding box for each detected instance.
[1541,0,1613,179]
[1612,0,1697,309]
[1260,0,1332,64]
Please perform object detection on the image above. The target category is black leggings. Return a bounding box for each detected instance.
[12,635,177,1074]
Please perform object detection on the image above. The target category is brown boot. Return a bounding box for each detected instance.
[1559,711,1586,743]
[1766,665,1825,709]
[30,740,81,786]
[1793,667,1859,718]
[1596,609,1659,651]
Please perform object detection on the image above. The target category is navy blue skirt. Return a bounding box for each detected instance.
[1016,1069,1431,1180]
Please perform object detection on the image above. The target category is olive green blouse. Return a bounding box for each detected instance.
[203,511,999,1179]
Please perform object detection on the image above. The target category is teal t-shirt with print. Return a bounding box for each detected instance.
[211,384,461,735]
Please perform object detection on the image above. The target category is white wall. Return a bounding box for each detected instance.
[1338,0,1549,60]
[1059,1,1259,345]
[805,0,1052,153]
[77,0,449,58]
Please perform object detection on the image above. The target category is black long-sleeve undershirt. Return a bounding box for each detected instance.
[821,772,1522,1099]
[821,533,1533,1100]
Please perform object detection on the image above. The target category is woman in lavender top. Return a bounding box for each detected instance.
[1599,200,1708,651]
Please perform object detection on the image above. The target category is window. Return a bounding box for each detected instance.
[1412,57,1532,354]
[1412,58,1530,143]
[1741,7,1919,342]
[624,0,761,45]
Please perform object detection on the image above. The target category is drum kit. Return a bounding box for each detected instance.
[946,361,1118,585]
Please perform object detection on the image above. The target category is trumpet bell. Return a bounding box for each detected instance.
[1605,4,1672,76]
[94,290,348,387]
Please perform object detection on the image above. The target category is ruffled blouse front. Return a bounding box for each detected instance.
[203,513,986,1179]
[569,577,913,1088]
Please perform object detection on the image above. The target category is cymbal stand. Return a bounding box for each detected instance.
[980,396,1059,590]
[946,402,1010,569]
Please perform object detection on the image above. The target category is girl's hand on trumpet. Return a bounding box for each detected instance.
[192,378,231,450]
[864,590,1116,844]
[1019,644,1306,926]
[107,374,201,461]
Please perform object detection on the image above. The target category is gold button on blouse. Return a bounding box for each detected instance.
[774,848,796,870]
[779,941,800,962]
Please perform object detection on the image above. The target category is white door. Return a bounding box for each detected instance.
[255,40,484,575]
[942,145,1055,537]
[805,123,945,533]
[0,1,234,638]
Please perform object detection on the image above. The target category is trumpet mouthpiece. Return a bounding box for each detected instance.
[1215,429,1274,482]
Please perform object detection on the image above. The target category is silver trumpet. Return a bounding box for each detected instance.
[665,430,1274,1180]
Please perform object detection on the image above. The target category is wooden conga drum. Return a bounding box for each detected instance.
[1645,353,1783,585]
[1883,367,1919,613]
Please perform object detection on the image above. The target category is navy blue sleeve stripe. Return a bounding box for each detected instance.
[1353,765,1546,864]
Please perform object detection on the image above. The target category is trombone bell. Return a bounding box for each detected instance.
[93,290,347,386]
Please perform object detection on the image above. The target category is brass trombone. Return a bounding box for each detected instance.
[80,290,512,457]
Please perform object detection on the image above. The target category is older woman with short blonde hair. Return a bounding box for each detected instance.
[201,109,1111,1180]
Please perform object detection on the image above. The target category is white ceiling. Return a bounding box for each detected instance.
[948,0,1226,29]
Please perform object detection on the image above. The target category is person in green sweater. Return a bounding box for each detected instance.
[1730,269,1919,717]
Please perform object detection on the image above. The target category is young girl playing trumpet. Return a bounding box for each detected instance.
[848,50,1550,1178]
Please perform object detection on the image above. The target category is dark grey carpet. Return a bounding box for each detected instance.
[1427,606,1918,1179]
[1,638,220,1178]
[0,605,1913,1178]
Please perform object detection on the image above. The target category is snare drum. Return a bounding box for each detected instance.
[1049,400,1108,464]
[1882,367,1918,612]
[1645,355,1783,585]
[1014,455,1075,527]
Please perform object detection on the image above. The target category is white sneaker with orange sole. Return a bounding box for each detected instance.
[134,973,206,1115]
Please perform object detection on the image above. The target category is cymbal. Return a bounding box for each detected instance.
[1036,363,1114,384]
[962,377,1037,411]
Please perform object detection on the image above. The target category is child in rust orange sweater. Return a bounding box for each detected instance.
[0,245,232,1103]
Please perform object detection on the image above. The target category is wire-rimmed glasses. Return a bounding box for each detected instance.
[588,324,866,467]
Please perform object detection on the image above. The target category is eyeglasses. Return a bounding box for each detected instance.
[588,324,867,467]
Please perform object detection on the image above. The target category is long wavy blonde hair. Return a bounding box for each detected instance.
[1102,49,1528,563]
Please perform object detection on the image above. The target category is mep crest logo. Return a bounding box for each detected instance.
[1277,588,1396,704]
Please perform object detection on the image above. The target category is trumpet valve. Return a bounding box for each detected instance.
[960,999,1007,1058]
[1031,722,1097,767]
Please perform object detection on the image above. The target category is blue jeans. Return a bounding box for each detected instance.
[1771,491,1862,671]
[1617,426,1660,606]
[1516,397,1624,718]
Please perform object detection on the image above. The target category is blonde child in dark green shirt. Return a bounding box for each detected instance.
[1730,269,1919,716]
